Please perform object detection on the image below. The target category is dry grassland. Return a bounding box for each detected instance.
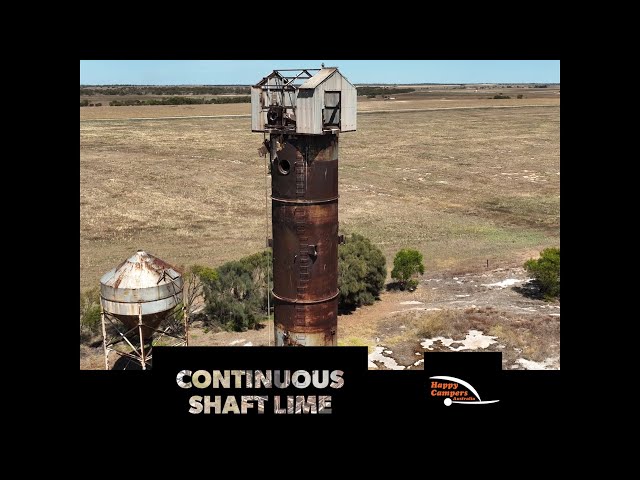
[80,97,559,292]
[79,86,559,120]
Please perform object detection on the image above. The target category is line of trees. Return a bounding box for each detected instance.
[356,86,415,96]
[80,86,250,96]
[80,100,102,107]
[108,96,250,106]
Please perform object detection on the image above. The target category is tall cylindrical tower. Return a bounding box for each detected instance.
[251,67,357,346]
[271,134,339,346]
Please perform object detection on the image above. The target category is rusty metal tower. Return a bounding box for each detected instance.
[252,67,357,346]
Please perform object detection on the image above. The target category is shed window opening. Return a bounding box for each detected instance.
[323,91,341,127]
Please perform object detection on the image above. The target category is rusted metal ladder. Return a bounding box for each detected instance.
[294,159,308,326]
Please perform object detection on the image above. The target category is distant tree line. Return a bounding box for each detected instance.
[80,86,250,96]
[108,96,251,106]
[80,100,102,107]
[357,86,415,97]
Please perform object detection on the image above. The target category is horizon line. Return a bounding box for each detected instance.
[81,82,561,87]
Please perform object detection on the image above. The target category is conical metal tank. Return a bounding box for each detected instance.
[100,250,183,340]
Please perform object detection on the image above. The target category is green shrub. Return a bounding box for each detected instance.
[202,251,271,331]
[80,99,89,107]
[338,234,387,310]
[391,249,425,290]
[517,94,524,99]
[80,287,102,339]
[201,234,387,325]
[493,94,511,99]
[181,264,218,319]
[524,248,560,299]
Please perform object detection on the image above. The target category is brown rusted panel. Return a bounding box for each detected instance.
[274,297,338,329]
[272,202,338,302]
[274,296,338,346]
[271,135,338,202]
[271,134,340,346]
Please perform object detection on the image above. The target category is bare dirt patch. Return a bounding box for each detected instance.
[342,265,560,371]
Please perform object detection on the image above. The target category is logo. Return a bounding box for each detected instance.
[429,375,500,406]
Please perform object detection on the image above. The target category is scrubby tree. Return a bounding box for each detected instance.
[80,287,101,342]
[338,234,386,310]
[391,249,425,290]
[524,247,560,299]
[202,251,271,331]
[182,264,218,317]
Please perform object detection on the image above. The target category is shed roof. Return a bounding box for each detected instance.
[100,250,181,290]
[254,70,284,87]
[299,67,339,89]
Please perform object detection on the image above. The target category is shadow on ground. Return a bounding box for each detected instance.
[512,280,545,300]
[112,356,144,370]
[385,281,415,292]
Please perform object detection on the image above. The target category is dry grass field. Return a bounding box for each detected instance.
[80,87,559,370]
[79,85,559,120]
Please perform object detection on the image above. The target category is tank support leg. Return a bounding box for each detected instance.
[183,305,189,346]
[100,305,110,371]
[138,304,146,371]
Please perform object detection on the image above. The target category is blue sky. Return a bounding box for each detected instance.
[80,60,560,85]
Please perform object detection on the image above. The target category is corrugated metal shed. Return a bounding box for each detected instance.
[251,67,357,135]
[251,86,262,132]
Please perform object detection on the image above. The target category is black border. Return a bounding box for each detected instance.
[80,55,563,427]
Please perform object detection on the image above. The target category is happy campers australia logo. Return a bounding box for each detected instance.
[429,376,499,406]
